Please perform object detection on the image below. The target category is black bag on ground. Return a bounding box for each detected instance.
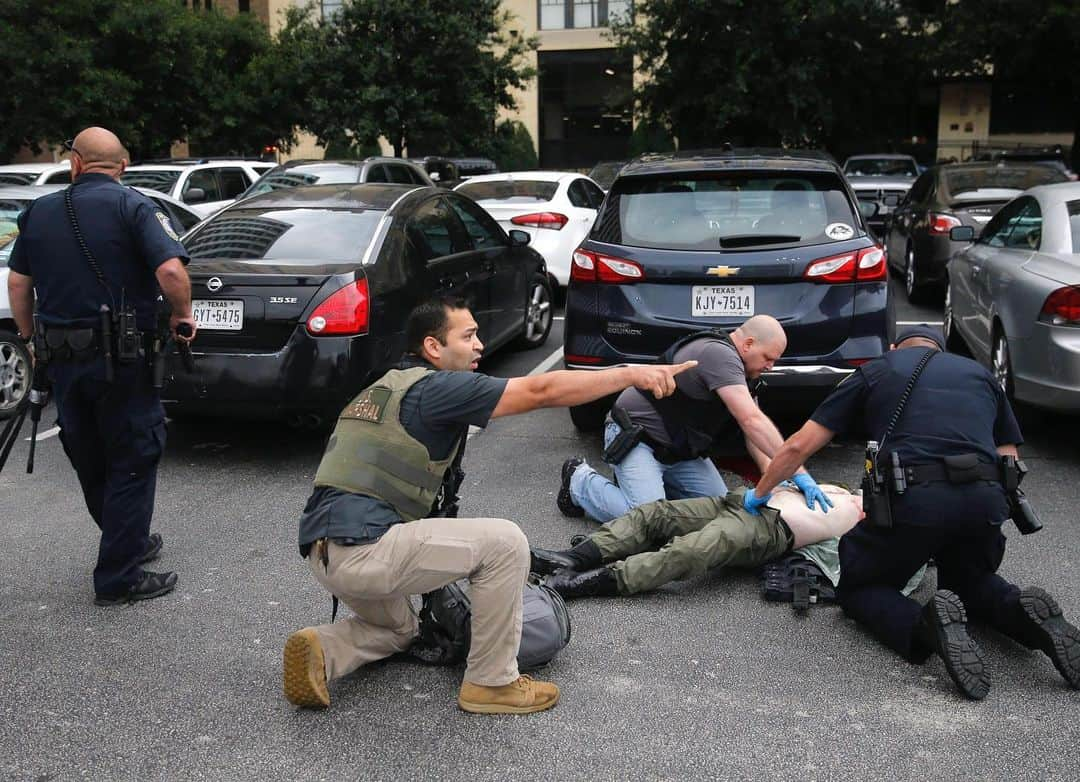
[760,554,837,612]
[409,577,571,671]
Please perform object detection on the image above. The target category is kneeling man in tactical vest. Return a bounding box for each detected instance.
[284,296,697,714]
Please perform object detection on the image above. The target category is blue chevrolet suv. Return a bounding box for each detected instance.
[564,149,892,429]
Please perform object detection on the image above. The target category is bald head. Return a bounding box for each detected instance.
[70,127,128,179]
[731,315,787,379]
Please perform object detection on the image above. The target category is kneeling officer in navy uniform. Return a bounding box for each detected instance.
[6,127,196,605]
[745,325,1080,699]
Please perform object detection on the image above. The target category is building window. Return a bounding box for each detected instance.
[539,0,631,30]
[239,0,250,11]
[321,0,344,19]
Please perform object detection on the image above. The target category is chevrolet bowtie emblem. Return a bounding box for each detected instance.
[706,266,740,277]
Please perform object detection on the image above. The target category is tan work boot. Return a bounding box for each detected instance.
[458,675,560,714]
[283,628,330,708]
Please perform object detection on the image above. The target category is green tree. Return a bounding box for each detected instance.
[611,0,931,154]
[628,119,675,156]
[490,120,538,170]
[281,0,537,158]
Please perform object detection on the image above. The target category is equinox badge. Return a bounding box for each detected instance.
[706,266,741,278]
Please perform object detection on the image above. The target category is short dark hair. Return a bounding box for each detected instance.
[405,296,469,355]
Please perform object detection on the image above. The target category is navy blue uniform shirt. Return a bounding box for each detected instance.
[9,173,189,330]
[298,366,509,553]
[811,347,1023,464]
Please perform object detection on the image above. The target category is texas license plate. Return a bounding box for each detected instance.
[691,286,754,317]
[193,299,244,331]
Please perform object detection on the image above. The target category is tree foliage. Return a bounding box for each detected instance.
[0,0,298,160]
[490,120,538,171]
[281,0,537,158]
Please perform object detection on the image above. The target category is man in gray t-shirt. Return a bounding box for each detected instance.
[558,315,832,523]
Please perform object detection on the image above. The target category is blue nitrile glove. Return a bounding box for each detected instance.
[743,487,772,515]
[793,473,834,513]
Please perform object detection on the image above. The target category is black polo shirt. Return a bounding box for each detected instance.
[9,173,189,330]
[811,347,1023,464]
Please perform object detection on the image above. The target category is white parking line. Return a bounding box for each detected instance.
[896,320,944,326]
[468,345,565,441]
[26,426,60,442]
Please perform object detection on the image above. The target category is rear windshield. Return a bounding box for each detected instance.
[0,172,38,186]
[120,170,182,193]
[844,158,918,177]
[1068,200,1080,254]
[456,180,558,203]
[184,208,382,262]
[945,166,1067,196]
[244,165,361,197]
[593,171,860,250]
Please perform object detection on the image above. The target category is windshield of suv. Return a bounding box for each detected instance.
[184,207,382,262]
[595,171,860,251]
[120,170,182,193]
[945,165,1067,195]
[0,172,38,186]
[243,165,362,198]
[843,158,918,177]
[456,180,558,203]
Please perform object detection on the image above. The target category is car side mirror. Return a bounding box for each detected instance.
[950,225,976,242]
[882,194,901,208]
[508,229,531,247]
[857,200,880,219]
[183,187,206,204]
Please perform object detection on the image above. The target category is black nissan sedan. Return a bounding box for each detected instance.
[563,149,891,429]
[163,183,552,424]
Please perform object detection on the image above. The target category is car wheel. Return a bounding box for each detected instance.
[515,273,553,350]
[991,329,1015,401]
[943,282,967,354]
[0,331,31,420]
[569,395,611,432]
[904,244,923,302]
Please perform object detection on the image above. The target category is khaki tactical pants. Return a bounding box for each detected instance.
[592,491,792,595]
[307,516,529,687]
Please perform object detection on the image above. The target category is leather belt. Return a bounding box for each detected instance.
[904,461,1000,485]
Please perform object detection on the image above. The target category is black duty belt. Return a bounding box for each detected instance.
[904,461,1000,485]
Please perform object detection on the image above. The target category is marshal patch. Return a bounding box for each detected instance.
[156,211,179,241]
[342,386,392,422]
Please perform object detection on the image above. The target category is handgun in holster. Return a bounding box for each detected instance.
[602,405,645,465]
[1001,455,1042,535]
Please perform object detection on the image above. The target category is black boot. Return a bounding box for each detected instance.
[916,589,990,700]
[545,567,619,599]
[557,457,585,518]
[531,539,602,576]
[1018,587,1080,689]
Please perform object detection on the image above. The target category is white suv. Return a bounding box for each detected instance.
[121,159,275,217]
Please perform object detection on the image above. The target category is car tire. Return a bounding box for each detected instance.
[943,282,968,355]
[569,394,611,432]
[991,328,1015,401]
[904,244,924,303]
[0,330,32,420]
[514,273,553,350]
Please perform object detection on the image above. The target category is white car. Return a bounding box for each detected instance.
[455,171,605,287]
[0,160,72,186]
[121,159,275,217]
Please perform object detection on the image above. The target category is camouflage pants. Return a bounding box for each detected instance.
[591,490,792,595]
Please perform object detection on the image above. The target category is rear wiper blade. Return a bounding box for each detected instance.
[718,234,801,249]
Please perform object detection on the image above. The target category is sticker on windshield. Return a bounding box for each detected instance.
[156,211,179,241]
[825,222,854,240]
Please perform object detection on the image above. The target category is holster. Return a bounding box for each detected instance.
[602,406,645,465]
[37,326,100,363]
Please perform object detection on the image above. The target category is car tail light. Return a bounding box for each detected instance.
[847,358,872,366]
[564,353,605,365]
[306,279,369,336]
[1040,286,1080,325]
[929,212,962,235]
[803,246,886,283]
[571,248,645,284]
[510,212,568,230]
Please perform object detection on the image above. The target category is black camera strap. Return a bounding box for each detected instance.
[64,185,116,311]
[877,348,937,457]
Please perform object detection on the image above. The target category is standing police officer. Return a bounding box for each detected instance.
[6,127,196,606]
[745,325,1080,699]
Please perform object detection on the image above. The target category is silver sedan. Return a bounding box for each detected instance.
[946,182,1080,411]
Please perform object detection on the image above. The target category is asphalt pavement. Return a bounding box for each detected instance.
[1,275,1078,781]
